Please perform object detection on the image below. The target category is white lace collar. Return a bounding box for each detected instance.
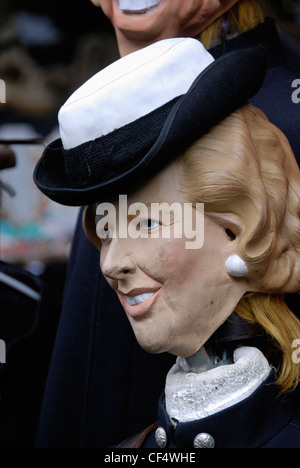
[165,346,271,423]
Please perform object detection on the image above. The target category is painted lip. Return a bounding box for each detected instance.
[118,287,161,318]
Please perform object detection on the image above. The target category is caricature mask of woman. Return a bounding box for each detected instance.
[85,102,300,392]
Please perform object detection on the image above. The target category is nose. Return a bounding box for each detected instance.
[100,238,136,281]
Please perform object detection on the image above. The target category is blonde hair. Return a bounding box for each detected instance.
[180,103,300,391]
[200,0,265,49]
[235,293,300,392]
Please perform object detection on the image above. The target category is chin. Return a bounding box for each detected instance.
[134,332,200,358]
[112,1,167,34]
[133,328,171,355]
[114,15,163,37]
[136,337,169,355]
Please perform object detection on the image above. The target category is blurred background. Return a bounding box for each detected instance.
[0,0,119,279]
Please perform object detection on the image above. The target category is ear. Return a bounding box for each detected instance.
[206,213,248,278]
[225,255,248,277]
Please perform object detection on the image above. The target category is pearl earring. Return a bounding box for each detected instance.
[225,255,248,277]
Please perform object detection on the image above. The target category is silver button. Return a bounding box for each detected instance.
[193,432,215,448]
[155,427,167,448]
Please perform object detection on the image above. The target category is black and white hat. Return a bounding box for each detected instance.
[33,37,267,206]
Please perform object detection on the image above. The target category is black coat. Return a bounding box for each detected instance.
[35,19,300,448]
[141,373,300,448]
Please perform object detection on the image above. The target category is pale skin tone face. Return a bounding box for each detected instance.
[99,160,247,358]
[91,0,240,56]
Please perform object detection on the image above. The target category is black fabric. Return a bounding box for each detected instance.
[63,98,179,186]
[210,18,300,163]
[35,19,300,448]
[0,262,62,448]
[142,372,300,448]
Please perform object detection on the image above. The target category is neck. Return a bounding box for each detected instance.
[184,346,233,373]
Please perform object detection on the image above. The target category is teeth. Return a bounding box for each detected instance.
[125,292,154,306]
[119,0,161,12]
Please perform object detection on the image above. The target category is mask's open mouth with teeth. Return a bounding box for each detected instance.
[118,0,162,14]
[125,292,154,305]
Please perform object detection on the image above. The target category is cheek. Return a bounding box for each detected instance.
[99,248,117,289]
[154,239,190,275]
[154,240,201,300]
[159,237,224,311]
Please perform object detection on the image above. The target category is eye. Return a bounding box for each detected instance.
[97,222,112,240]
[141,219,159,230]
[102,224,111,238]
[225,228,236,241]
